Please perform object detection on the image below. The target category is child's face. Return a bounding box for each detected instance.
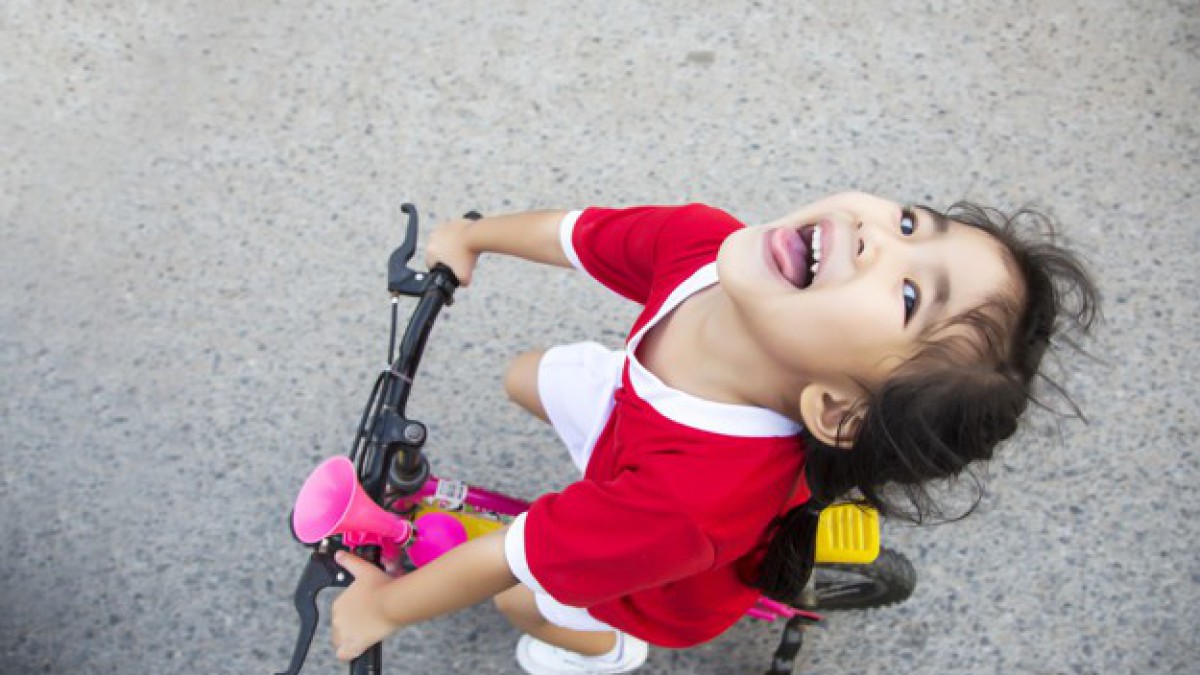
[717,192,1018,395]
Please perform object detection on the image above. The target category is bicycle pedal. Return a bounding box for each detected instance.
[814,504,880,564]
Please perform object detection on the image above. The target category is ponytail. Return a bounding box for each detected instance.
[753,498,827,603]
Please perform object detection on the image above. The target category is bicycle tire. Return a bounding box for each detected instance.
[810,547,916,611]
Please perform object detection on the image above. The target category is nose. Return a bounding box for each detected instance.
[853,216,908,270]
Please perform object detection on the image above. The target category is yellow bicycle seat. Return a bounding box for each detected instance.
[814,503,880,564]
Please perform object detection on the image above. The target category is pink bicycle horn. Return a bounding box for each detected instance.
[292,456,413,546]
[408,512,468,567]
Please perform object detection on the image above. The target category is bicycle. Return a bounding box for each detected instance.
[274,205,917,675]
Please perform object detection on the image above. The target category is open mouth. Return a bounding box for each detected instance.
[769,223,821,289]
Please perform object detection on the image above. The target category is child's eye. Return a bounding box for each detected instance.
[903,280,920,324]
[900,209,918,236]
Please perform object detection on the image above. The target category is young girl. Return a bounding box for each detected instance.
[328,191,1096,674]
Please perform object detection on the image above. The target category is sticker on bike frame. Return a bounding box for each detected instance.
[433,479,468,510]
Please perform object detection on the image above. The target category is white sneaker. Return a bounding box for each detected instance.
[515,632,649,674]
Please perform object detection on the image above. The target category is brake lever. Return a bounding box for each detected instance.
[387,204,424,296]
[388,206,479,296]
[275,550,352,675]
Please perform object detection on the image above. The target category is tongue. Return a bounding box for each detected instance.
[771,228,811,288]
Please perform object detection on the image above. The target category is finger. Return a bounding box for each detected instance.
[334,550,372,575]
[431,258,471,287]
[336,642,362,662]
[425,253,470,287]
[329,615,343,650]
[423,245,439,271]
[454,264,471,287]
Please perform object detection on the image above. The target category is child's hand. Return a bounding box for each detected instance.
[425,217,481,286]
[330,551,402,662]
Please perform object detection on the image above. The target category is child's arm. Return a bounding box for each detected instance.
[330,528,517,662]
[425,210,571,286]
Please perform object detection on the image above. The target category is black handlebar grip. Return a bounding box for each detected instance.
[428,263,460,295]
[349,645,382,675]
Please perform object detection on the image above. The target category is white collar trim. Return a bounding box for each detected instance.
[626,263,803,438]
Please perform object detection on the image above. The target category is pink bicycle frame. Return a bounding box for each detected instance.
[400,475,814,624]
[406,476,531,516]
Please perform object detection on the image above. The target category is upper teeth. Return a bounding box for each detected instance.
[810,226,823,276]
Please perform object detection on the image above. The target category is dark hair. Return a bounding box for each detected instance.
[754,202,1100,603]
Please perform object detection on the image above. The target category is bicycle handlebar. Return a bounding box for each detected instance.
[276,204,478,675]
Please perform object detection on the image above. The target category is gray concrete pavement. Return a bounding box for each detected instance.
[2,1,1197,673]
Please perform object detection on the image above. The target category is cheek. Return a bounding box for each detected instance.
[806,289,896,334]
[720,229,771,285]
[784,300,910,373]
[762,312,862,371]
[716,234,751,291]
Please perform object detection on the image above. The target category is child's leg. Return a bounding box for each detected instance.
[494,585,617,657]
[504,349,550,423]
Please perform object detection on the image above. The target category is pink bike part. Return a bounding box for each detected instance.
[747,607,777,621]
[292,456,413,545]
[407,512,469,567]
[749,596,824,622]
[408,476,531,516]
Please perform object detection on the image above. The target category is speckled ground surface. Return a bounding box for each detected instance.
[2,1,1197,673]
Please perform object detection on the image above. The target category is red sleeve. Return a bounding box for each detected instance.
[564,204,742,304]
[517,469,715,608]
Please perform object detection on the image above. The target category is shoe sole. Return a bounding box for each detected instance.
[515,634,648,674]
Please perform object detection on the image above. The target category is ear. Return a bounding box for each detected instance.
[798,384,863,450]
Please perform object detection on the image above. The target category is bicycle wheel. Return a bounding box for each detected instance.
[810,547,916,611]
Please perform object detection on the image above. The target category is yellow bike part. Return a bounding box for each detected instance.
[814,504,880,564]
[413,504,507,540]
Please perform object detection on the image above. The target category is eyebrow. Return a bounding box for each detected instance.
[932,269,951,310]
[919,268,952,331]
[914,206,952,321]
[919,205,951,236]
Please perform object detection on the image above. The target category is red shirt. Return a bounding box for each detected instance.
[515,204,810,647]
